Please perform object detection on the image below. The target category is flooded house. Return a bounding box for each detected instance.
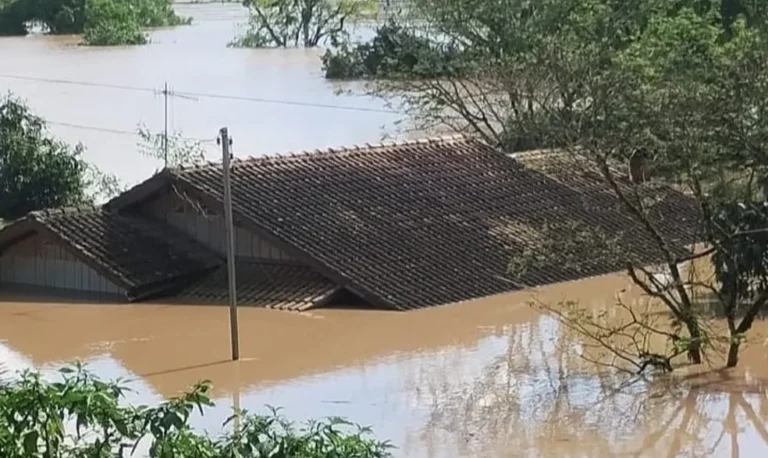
[0,135,699,311]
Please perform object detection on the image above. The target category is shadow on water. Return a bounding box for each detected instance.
[1,272,768,457]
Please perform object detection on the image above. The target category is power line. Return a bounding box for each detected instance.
[0,73,402,114]
[44,118,216,143]
[0,74,154,94]
[174,89,401,114]
[44,120,139,136]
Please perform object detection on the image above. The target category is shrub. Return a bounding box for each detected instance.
[82,0,146,45]
[132,0,190,27]
[0,363,393,457]
[0,0,190,40]
[321,20,461,79]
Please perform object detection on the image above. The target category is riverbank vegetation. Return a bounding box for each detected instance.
[229,0,375,48]
[0,364,392,457]
[0,0,189,45]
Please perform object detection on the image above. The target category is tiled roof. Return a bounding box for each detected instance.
[510,148,697,251]
[174,260,340,311]
[0,208,222,300]
[109,135,700,310]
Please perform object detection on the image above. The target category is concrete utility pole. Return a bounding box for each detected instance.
[219,127,240,361]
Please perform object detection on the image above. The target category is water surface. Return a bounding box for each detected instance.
[0,4,398,186]
[2,273,768,457]
[2,5,768,456]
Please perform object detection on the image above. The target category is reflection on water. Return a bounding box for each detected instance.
[0,4,398,186]
[1,273,768,457]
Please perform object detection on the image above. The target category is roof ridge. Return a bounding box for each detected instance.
[27,205,103,221]
[171,133,477,172]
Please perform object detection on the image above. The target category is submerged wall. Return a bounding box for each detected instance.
[0,233,125,297]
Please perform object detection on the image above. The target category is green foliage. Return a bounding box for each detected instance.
[82,0,146,46]
[0,95,87,220]
[30,0,88,33]
[322,20,461,79]
[230,0,374,48]
[0,0,190,43]
[0,364,393,457]
[368,0,768,368]
[0,0,28,35]
[711,202,768,307]
[131,0,191,27]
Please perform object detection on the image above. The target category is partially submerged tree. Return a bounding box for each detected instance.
[230,0,374,48]
[82,0,147,46]
[530,4,768,369]
[0,0,190,45]
[362,0,768,370]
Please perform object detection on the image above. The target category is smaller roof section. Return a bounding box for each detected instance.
[0,207,222,300]
[175,260,341,311]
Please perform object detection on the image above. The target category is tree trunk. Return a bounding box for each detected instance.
[687,321,703,364]
[727,341,740,367]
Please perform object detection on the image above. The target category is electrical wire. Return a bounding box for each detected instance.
[174,89,401,114]
[0,74,155,94]
[0,73,402,114]
[43,119,216,143]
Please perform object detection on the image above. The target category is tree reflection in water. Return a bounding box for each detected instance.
[404,315,768,458]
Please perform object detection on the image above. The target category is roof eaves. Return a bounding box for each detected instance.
[0,216,38,253]
[126,265,220,302]
[105,169,175,212]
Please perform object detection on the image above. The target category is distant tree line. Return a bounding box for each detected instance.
[0,0,190,45]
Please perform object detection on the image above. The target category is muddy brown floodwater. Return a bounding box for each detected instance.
[0,4,396,187]
[2,4,768,457]
[2,272,768,457]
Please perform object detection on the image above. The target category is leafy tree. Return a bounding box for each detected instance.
[0,95,87,220]
[82,0,146,46]
[0,95,125,215]
[364,0,768,370]
[0,0,28,35]
[0,364,393,457]
[0,0,190,44]
[530,3,768,369]
[230,0,375,48]
[321,20,461,79]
